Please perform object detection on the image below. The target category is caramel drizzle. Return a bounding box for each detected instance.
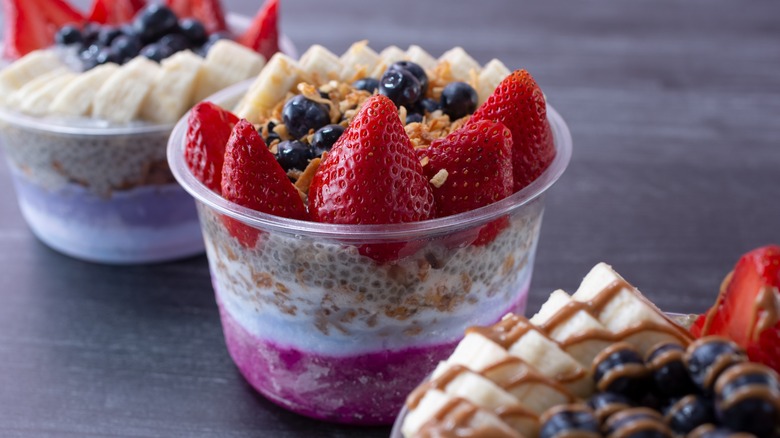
[467,314,534,350]
[699,270,733,336]
[480,356,576,403]
[406,364,537,422]
[417,397,522,438]
[714,362,780,413]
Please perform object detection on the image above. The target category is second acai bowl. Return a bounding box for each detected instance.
[168,42,572,424]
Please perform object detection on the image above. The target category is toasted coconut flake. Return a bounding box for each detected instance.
[295,157,322,195]
[430,169,448,188]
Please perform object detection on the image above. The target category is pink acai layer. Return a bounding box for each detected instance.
[217,291,529,425]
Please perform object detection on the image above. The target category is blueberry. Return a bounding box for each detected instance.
[593,342,652,400]
[310,124,344,156]
[406,113,423,124]
[715,362,780,436]
[665,395,716,435]
[55,25,83,46]
[379,68,422,108]
[388,61,428,95]
[79,44,101,70]
[282,95,331,139]
[686,337,747,393]
[688,424,752,437]
[111,34,142,60]
[604,407,673,438]
[276,140,313,171]
[539,405,600,438]
[352,77,380,93]
[95,47,123,65]
[178,18,208,46]
[97,26,122,46]
[82,22,101,44]
[158,33,191,54]
[440,81,478,120]
[647,342,697,398]
[588,392,633,423]
[134,4,179,43]
[140,43,173,63]
[418,97,440,114]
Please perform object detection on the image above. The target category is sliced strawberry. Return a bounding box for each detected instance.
[192,0,228,34]
[88,0,146,25]
[694,245,780,372]
[220,120,308,247]
[184,102,239,193]
[2,0,85,59]
[238,0,279,60]
[309,94,434,262]
[468,69,555,192]
[423,120,513,245]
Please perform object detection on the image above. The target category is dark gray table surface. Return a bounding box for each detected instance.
[1,0,779,436]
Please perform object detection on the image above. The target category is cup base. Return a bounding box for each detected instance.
[11,172,204,264]
[217,288,529,425]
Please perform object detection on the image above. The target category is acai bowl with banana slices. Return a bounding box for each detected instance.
[0,0,288,263]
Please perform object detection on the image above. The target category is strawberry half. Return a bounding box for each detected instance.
[468,69,556,192]
[165,0,227,34]
[691,245,780,372]
[2,0,85,59]
[309,94,434,261]
[165,0,193,19]
[220,120,308,247]
[423,119,513,245]
[238,0,279,60]
[88,0,146,25]
[184,102,239,193]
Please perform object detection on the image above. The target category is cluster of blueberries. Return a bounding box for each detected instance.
[540,337,780,438]
[54,4,227,71]
[268,60,480,173]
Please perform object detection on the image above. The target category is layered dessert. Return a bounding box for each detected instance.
[0,0,279,262]
[399,258,780,437]
[172,40,569,423]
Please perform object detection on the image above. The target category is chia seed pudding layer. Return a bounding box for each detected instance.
[199,197,543,423]
[0,115,204,263]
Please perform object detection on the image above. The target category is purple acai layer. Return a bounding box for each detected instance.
[216,291,528,425]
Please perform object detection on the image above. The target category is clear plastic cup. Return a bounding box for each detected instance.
[168,80,572,424]
[0,110,204,263]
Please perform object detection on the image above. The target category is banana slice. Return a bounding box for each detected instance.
[6,68,69,110]
[403,389,522,438]
[234,53,302,124]
[477,58,510,104]
[531,289,615,367]
[339,40,380,82]
[571,263,693,354]
[18,72,78,116]
[140,50,204,124]
[298,45,342,86]
[0,50,64,102]
[194,39,266,103]
[92,57,160,124]
[49,63,120,117]
[438,47,481,82]
[371,45,407,78]
[486,314,594,397]
[406,45,438,72]
[412,366,539,437]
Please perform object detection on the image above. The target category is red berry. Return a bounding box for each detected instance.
[2,0,85,59]
[309,94,434,261]
[468,69,556,192]
[424,119,513,245]
[237,0,278,59]
[88,0,145,25]
[184,102,239,193]
[220,120,308,247]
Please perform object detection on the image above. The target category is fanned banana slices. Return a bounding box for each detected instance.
[233,41,511,124]
[401,263,693,438]
[0,40,265,124]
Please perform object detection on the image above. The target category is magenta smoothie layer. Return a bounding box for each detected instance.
[217,288,528,424]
